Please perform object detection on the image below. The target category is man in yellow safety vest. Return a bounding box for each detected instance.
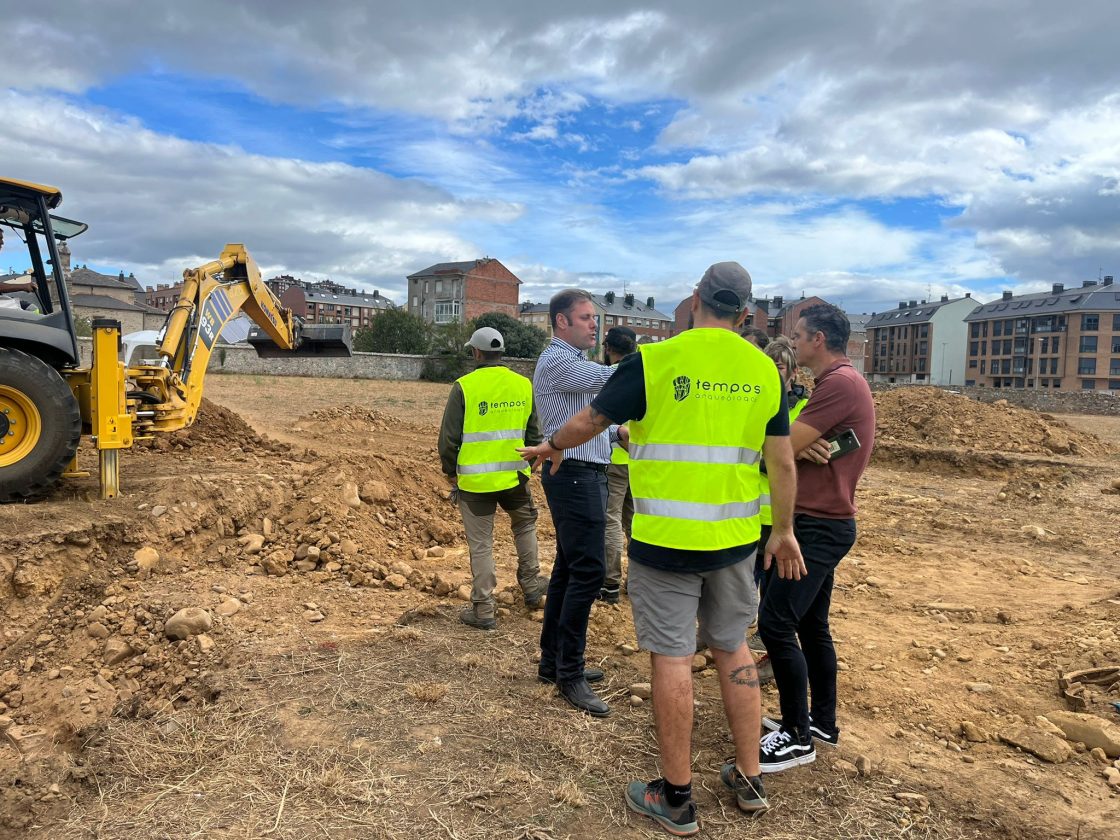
[519,263,804,835]
[439,327,547,630]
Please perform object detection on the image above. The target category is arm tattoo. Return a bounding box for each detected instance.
[729,664,760,688]
[588,406,612,431]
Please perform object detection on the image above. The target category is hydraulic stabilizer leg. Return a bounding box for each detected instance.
[90,319,133,499]
[99,450,120,499]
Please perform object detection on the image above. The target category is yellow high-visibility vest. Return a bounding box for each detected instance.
[456,366,533,493]
[759,394,807,526]
[610,436,629,466]
[628,329,782,550]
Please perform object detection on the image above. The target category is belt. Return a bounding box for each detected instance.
[548,458,608,473]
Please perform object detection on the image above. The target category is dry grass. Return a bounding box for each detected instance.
[50,612,994,840]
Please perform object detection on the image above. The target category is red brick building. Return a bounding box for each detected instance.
[407,258,520,324]
[671,296,766,336]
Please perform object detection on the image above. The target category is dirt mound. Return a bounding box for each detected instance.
[300,404,422,433]
[873,387,1116,457]
[136,398,290,457]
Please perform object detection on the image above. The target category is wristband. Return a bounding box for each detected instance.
[547,433,562,451]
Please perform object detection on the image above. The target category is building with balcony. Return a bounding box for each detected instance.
[867,294,977,385]
[279,283,393,329]
[520,291,673,354]
[963,278,1119,390]
[407,258,520,324]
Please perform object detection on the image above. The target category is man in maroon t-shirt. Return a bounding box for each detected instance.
[756,303,876,773]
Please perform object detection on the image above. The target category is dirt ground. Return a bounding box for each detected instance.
[2,376,1119,840]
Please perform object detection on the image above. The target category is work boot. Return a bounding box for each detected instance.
[523,575,548,609]
[558,678,610,717]
[459,606,496,631]
[538,666,604,685]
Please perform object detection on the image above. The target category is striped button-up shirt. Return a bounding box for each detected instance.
[533,337,617,464]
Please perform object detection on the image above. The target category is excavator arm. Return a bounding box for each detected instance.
[71,244,351,496]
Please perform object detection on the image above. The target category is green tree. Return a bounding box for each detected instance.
[353,308,430,354]
[472,311,547,359]
[427,319,474,356]
[73,315,93,337]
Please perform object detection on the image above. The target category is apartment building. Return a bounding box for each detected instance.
[867,294,977,385]
[407,258,520,324]
[963,277,1119,390]
[520,292,673,349]
[280,283,393,329]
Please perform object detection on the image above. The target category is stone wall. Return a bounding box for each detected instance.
[869,381,1119,416]
[77,338,538,381]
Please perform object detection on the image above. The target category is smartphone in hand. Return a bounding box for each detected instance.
[827,429,861,459]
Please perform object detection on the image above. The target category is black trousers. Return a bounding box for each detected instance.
[539,461,608,683]
[758,514,856,738]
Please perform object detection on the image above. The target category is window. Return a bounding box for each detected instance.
[920,324,929,338]
[1082,379,1096,390]
[982,321,988,337]
[434,300,460,324]
[1078,358,1096,375]
[1110,380,1120,390]
[1114,313,1120,331]
[970,323,980,338]
[1111,358,1120,376]
[969,359,977,369]
[979,360,986,374]
[435,279,443,294]
[969,341,979,356]
[1053,379,1061,388]
[981,340,987,355]
[1001,359,1012,374]
[605,316,614,324]
[1050,357,1059,374]
[1080,336,1098,353]
[993,321,1002,337]
[1081,314,1099,331]
[411,296,418,307]
[1112,337,1120,354]
[1040,378,1049,388]
[1005,339,1014,355]
[1004,319,1014,334]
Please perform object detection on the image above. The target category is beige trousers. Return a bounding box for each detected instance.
[604,464,634,589]
[459,482,541,617]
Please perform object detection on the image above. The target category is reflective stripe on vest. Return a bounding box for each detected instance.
[628,329,782,551]
[455,366,533,493]
[760,393,809,526]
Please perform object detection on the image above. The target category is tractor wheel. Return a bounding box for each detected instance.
[0,347,82,502]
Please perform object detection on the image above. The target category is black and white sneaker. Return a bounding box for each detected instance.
[761,715,839,747]
[759,727,816,773]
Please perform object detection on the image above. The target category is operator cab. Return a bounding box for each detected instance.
[0,177,88,367]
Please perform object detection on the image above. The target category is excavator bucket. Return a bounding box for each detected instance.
[247,323,353,358]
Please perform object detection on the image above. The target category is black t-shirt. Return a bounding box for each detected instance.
[591,351,789,572]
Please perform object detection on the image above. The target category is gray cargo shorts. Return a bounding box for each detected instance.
[628,554,758,657]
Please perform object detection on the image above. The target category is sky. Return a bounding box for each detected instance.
[2,1,1118,316]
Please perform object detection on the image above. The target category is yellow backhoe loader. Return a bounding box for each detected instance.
[0,176,351,501]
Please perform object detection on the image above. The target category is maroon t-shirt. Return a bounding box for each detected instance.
[794,360,875,519]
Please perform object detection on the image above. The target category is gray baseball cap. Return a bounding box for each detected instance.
[465,327,505,352]
[697,262,752,314]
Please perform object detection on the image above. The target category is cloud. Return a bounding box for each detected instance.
[4,1,1118,304]
[0,91,519,300]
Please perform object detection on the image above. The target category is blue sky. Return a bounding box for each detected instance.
[3,2,1118,316]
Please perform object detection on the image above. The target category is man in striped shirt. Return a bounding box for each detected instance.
[527,289,617,717]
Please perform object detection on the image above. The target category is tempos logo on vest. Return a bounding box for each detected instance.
[477,399,528,415]
[672,374,763,402]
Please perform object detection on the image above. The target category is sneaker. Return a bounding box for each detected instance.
[759,727,815,773]
[598,585,620,605]
[719,761,769,813]
[624,779,699,837]
[458,606,496,631]
[761,715,839,747]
